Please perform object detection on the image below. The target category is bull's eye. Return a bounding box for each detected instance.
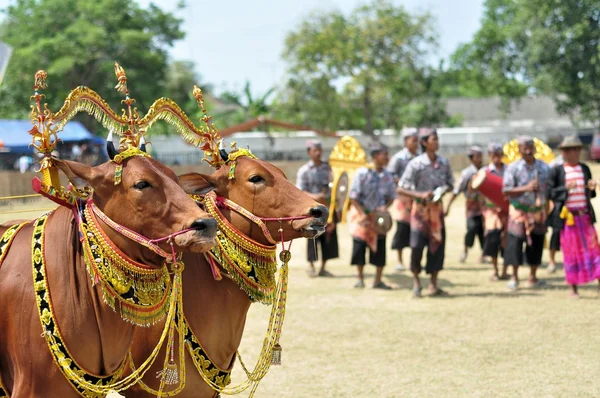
[248,175,264,184]
[133,180,152,190]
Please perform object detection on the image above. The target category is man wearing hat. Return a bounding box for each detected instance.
[503,135,550,290]
[547,136,600,298]
[481,143,509,281]
[387,130,419,271]
[398,128,454,297]
[547,154,564,273]
[445,145,486,264]
[297,139,339,277]
[348,142,396,289]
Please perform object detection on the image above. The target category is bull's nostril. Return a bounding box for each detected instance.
[190,218,217,236]
[191,219,207,230]
[310,207,323,219]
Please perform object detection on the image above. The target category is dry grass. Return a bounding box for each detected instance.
[3,167,600,397]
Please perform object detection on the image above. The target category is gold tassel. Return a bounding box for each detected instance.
[156,362,179,385]
[271,344,282,365]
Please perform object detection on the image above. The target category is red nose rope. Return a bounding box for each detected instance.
[210,191,310,247]
[85,198,199,264]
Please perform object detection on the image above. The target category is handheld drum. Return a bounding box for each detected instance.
[471,169,509,213]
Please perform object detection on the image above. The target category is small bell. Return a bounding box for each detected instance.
[271,343,282,365]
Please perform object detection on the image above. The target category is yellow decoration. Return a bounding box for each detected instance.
[560,206,575,226]
[502,137,555,164]
[328,136,369,223]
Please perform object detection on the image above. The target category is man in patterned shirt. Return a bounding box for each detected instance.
[387,130,419,272]
[297,140,338,277]
[398,128,454,297]
[547,154,564,273]
[502,136,550,290]
[481,143,509,281]
[445,145,485,264]
[348,142,396,289]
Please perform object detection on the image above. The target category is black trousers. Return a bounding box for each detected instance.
[307,227,339,262]
[410,229,446,274]
[465,215,484,249]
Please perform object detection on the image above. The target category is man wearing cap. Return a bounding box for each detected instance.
[547,136,600,298]
[481,143,509,281]
[445,145,486,264]
[348,142,396,289]
[503,136,550,290]
[387,130,419,271]
[547,154,564,273]
[297,140,339,277]
[398,128,454,297]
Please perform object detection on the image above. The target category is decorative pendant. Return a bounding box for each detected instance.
[271,344,282,366]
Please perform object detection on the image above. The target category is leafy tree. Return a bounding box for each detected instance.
[452,0,600,125]
[281,0,437,135]
[0,0,184,133]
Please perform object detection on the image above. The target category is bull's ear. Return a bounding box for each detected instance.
[178,173,216,195]
[54,158,100,189]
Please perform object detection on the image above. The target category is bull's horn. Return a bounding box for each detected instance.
[139,136,147,153]
[106,131,118,160]
[218,139,228,162]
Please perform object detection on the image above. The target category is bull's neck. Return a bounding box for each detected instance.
[93,216,165,268]
[182,252,252,368]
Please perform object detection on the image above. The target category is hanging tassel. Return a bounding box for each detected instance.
[157,319,179,385]
[271,343,282,365]
[560,206,575,226]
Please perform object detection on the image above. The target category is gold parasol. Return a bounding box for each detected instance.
[328,136,368,224]
[502,137,555,164]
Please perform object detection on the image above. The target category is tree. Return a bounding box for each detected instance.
[0,0,184,133]
[452,0,600,125]
[281,0,437,135]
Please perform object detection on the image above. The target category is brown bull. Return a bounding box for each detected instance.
[127,155,328,397]
[0,155,217,397]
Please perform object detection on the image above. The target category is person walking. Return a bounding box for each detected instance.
[397,128,454,297]
[348,142,396,289]
[547,136,600,298]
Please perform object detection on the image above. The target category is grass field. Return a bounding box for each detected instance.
[4,167,600,398]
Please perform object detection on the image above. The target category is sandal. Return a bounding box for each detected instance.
[354,280,365,289]
[306,269,317,278]
[412,287,422,298]
[317,269,334,277]
[489,274,499,282]
[373,281,392,290]
[429,288,449,297]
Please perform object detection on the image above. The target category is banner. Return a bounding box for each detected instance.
[0,42,13,85]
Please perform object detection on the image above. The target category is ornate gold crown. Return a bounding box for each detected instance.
[28,62,229,204]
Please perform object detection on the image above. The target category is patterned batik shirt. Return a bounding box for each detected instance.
[502,158,550,209]
[296,160,333,198]
[387,148,416,181]
[399,153,455,193]
[453,164,484,218]
[349,167,396,213]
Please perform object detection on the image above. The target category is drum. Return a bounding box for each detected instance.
[471,169,509,213]
[372,210,393,235]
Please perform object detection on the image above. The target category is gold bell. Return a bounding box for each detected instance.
[271,343,282,365]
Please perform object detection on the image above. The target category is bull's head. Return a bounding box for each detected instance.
[55,154,217,266]
[179,156,328,246]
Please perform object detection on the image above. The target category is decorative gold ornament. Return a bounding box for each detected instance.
[79,204,172,326]
[328,136,368,223]
[502,138,555,164]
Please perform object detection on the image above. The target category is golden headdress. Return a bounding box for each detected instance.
[28,62,237,205]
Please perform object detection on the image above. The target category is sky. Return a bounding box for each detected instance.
[0,0,484,95]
